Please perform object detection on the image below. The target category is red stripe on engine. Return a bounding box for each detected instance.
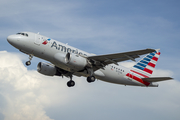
[152,56,158,61]
[126,73,150,86]
[144,68,153,74]
[130,70,149,78]
[147,62,155,68]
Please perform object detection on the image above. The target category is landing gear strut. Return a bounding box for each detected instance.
[26,54,33,66]
[67,74,75,87]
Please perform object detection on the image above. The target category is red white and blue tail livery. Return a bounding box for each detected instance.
[132,50,160,77]
[126,50,172,87]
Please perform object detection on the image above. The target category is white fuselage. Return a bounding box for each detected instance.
[7,32,155,87]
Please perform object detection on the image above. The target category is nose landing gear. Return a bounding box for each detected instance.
[26,54,33,66]
[26,61,31,66]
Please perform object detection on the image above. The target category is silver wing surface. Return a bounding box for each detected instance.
[87,48,156,70]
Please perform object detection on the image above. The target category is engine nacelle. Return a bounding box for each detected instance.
[54,53,66,64]
[37,62,57,76]
[65,53,90,71]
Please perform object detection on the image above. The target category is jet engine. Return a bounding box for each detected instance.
[37,62,57,76]
[65,53,91,71]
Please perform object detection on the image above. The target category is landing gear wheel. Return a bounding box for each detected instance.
[87,76,96,83]
[67,80,75,87]
[26,61,31,66]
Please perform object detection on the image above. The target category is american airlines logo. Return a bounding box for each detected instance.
[51,41,87,57]
[42,38,51,45]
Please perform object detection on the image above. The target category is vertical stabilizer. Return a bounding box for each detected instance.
[130,50,161,78]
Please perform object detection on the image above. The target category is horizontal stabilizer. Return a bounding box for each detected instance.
[142,77,173,82]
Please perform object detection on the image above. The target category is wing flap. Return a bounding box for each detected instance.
[142,77,173,82]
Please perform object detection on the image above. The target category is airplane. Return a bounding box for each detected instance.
[7,32,173,87]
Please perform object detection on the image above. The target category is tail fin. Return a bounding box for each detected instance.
[130,49,161,78]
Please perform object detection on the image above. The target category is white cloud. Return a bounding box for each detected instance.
[1,0,179,119]
[0,51,180,120]
[0,51,70,120]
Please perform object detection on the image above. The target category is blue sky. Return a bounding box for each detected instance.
[0,0,180,120]
[1,0,180,78]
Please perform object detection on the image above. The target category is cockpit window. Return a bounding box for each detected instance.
[16,33,28,37]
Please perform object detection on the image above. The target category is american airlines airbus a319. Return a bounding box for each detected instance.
[7,32,173,87]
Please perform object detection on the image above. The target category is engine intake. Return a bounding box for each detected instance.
[37,62,57,76]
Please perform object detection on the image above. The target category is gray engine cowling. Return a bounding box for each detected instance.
[37,62,57,76]
[65,53,91,71]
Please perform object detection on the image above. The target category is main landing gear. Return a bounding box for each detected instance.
[26,54,33,66]
[67,75,75,87]
[87,76,96,83]
[66,74,96,87]
[86,68,96,83]
[67,80,75,87]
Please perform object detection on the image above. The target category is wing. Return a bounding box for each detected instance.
[87,48,156,70]
[142,77,173,82]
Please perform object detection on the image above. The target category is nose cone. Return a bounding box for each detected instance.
[7,35,21,47]
[7,35,16,44]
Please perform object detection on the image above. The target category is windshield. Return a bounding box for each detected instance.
[16,33,28,37]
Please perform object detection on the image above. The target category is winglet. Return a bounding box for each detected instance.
[155,49,160,53]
